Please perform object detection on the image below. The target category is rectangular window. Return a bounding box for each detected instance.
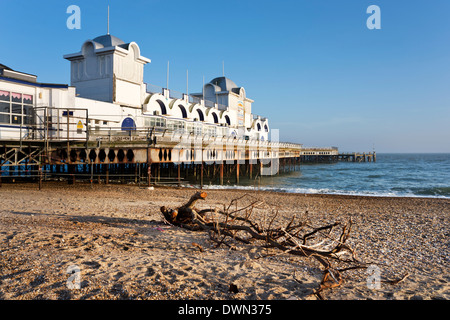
[0,113,10,124]
[11,104,22,114]
[0,90,10,101]
[12,114,21,124]
[0,90,33,125]
[193,123,202,135]
[23,105,33,125]
[0,101,10,113]
[168,120,183,131]
[156,118,165,127]
[11,92,21,103]
[23,94,33,105]
[23,105,33,116]
[23,115,32,125]
[147,117,167,128]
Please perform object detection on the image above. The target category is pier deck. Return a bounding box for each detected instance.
[0,127,375,188]
[300,147,376,163]
[0,127,302,187]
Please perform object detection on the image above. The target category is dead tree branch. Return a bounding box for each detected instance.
[160,191,370,299]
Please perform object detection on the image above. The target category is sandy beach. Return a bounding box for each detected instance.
[0,182,448,300]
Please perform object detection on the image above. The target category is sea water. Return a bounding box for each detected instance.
[205,153,450,199]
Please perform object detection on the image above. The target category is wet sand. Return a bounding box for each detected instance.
[0,182,448,300]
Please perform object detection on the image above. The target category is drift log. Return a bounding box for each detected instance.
[159,192,404,299]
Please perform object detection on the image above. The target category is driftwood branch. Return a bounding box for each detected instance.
[160,192,373,299]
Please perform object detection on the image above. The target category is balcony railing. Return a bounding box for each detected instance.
[88,125,302,150]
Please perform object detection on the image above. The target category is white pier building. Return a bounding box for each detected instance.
[1,33,270,143]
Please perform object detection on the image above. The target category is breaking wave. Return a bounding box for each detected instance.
[201,184,450,199]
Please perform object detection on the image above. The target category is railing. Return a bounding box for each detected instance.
[88,126,302,150]
[302,147,338,151]
[169,89,184,100]
[189,96,201,104]
[204,100,215,108]
[146,83,164,94]
[32,107,89,142]
[0,106,89,144]
[0,106,301,152]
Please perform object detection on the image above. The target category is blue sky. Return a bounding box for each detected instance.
[1,0,449,152]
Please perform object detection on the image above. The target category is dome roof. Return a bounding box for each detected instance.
[209,77,238,92]
[92,34,125,47]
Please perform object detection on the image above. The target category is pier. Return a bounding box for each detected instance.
[0,141,375,189]
[0,115,302,188]
[0,141,376,189]
[300,147,376,163]
[0,108,376,188]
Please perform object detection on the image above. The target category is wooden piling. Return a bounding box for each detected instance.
[97,164,101,184]
[38,165,42,190]
[200,161,204,188]
[259,160,263,180]
[147,164,151,187]
[90,162,93,188]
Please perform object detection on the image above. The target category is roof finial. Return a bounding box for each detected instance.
[107,5,110,35]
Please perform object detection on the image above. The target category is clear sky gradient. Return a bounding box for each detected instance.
[1,0,449,153]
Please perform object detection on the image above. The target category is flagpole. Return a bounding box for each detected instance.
[107,6,110,35]
[167,61,169,90]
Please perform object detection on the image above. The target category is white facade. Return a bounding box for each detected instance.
[0,66,81,140]
[0,33,270,142]
[63,34,150,108]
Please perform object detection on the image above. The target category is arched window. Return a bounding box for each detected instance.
[156,100,167,115]
[196,109,204,121]
[212,112,218,124]
[178,105,187,118]
[264,124,268,132]
[224,115,231,126]
[257,123,261,131]
[121,117,136,131]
